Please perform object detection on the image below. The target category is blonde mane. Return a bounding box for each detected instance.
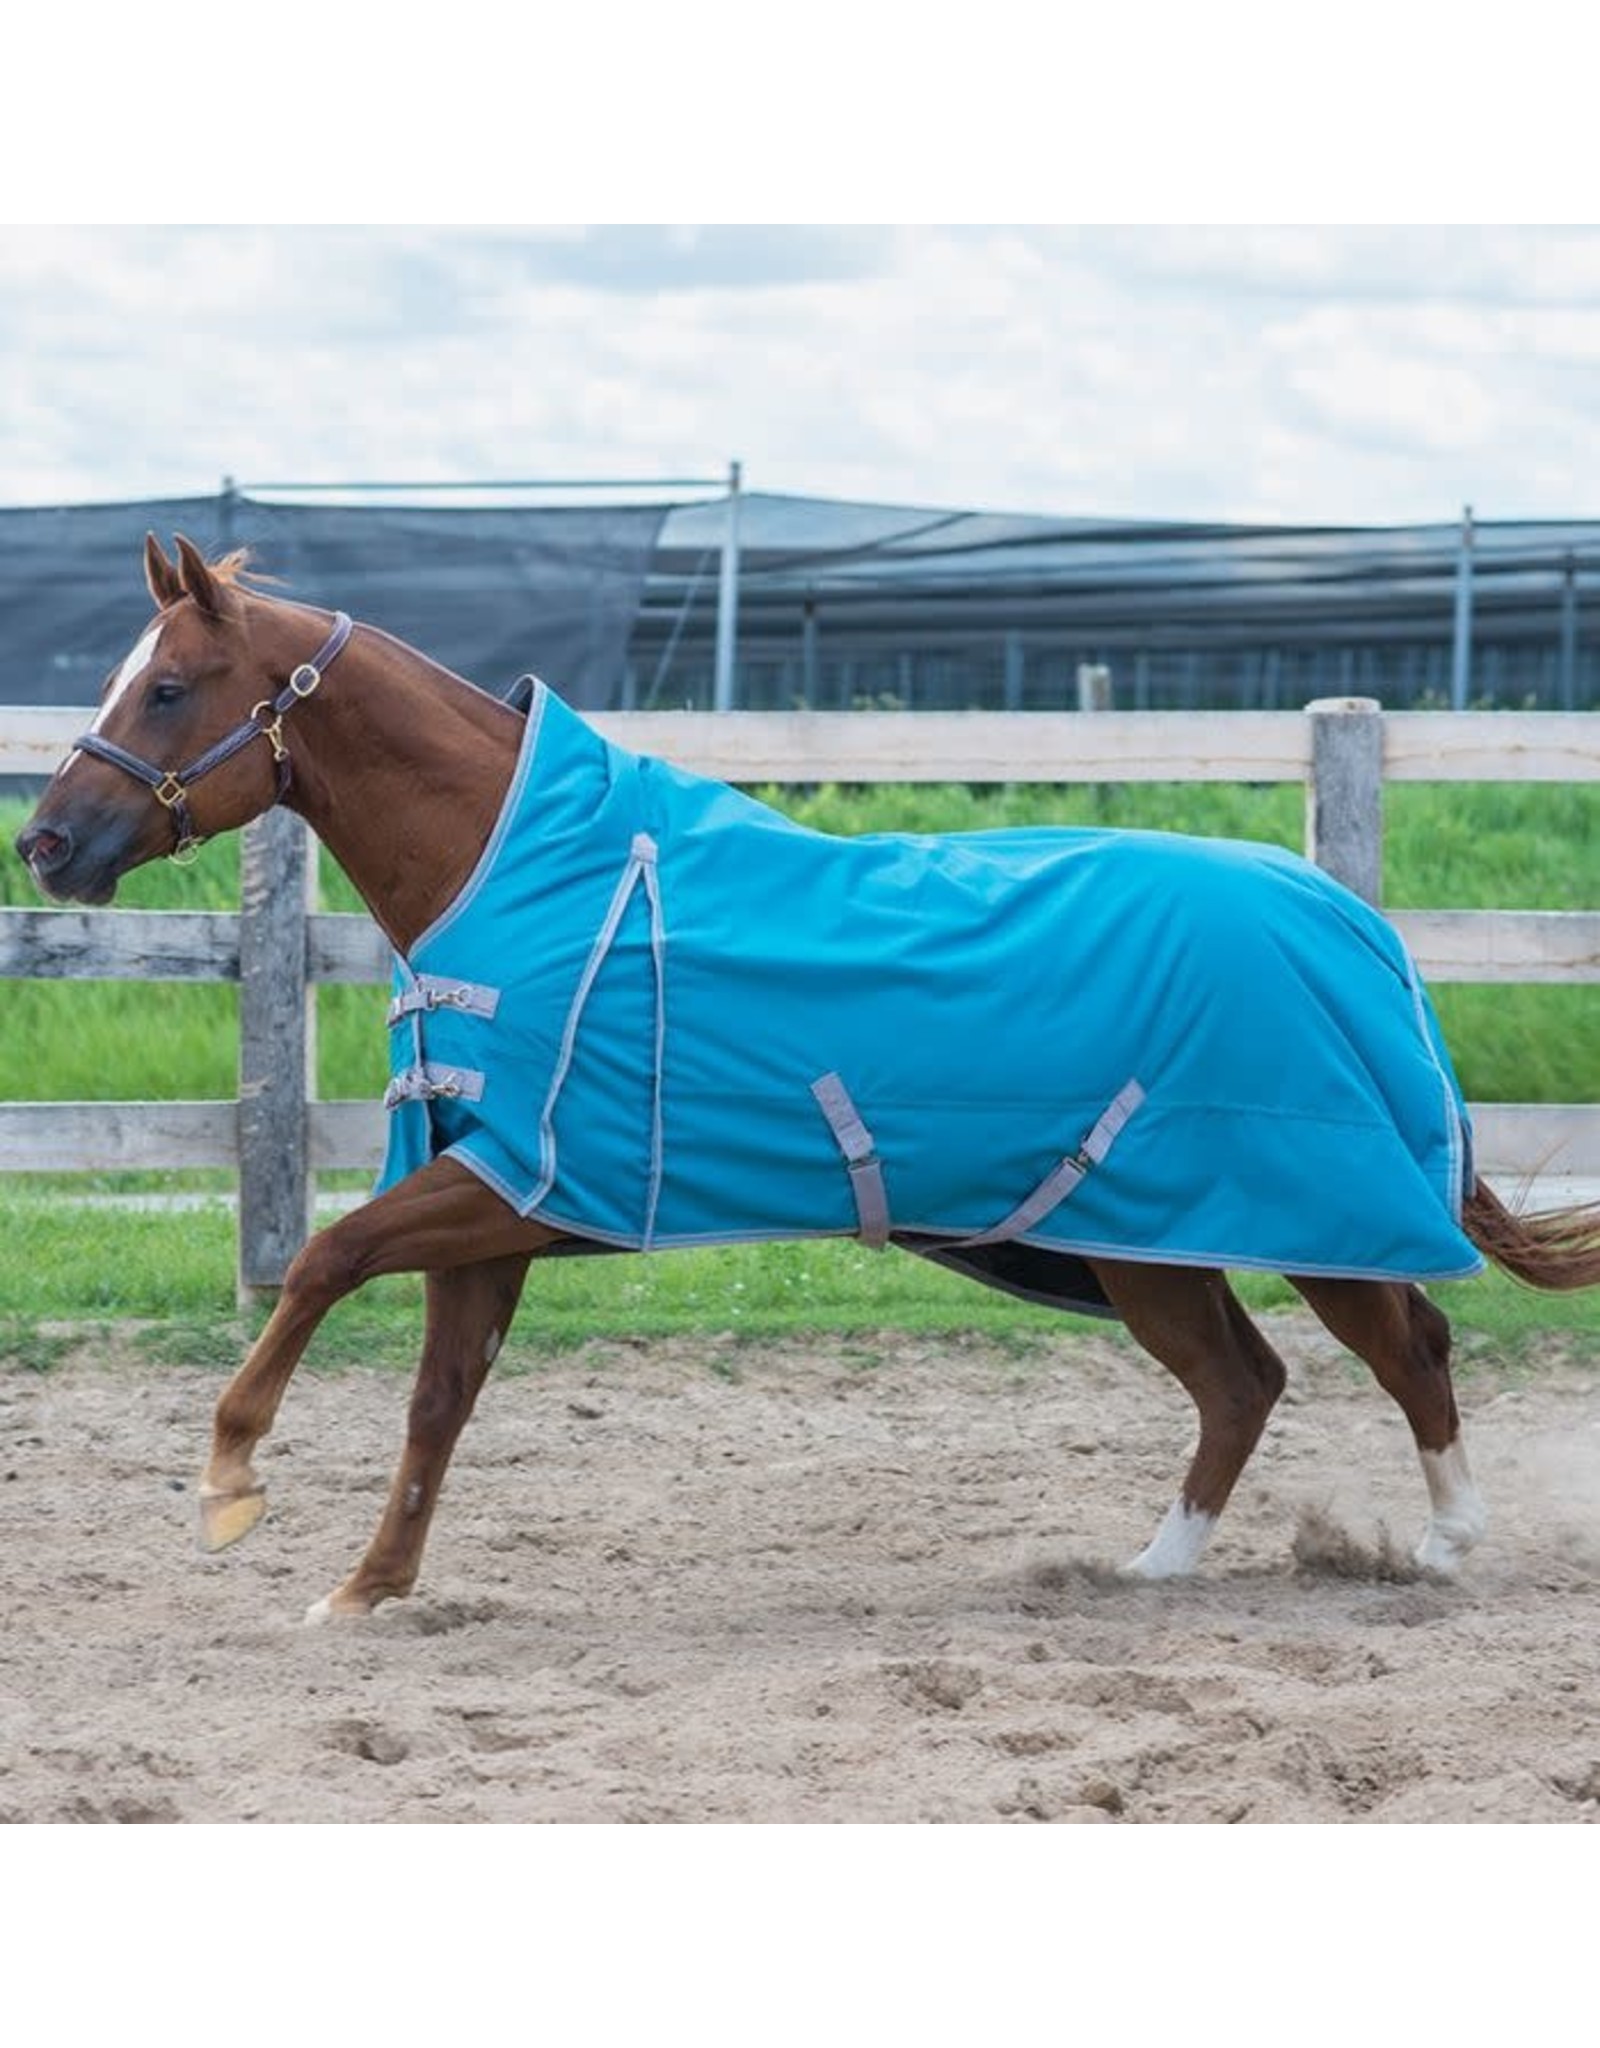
[210,548,282,591]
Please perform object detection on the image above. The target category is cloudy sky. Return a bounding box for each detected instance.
[6,224,1600,528]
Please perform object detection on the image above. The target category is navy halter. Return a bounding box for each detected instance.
[72,612,353,860]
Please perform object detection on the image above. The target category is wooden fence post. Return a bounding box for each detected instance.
[237,809,314,1303]
[1305,696,1384,905]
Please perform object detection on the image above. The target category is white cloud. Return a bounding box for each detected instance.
[5,225,1600,522]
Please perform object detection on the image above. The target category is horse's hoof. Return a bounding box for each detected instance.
[1413,1521,1480,1576]
[197,1483,267,1553]
[1121,1552,1186,1582]
[304,1589,373,1626]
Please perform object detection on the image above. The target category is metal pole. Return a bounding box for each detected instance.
[801,594,819,709]
[239,474,729,493]
[1450,504,1474,710]
[1560,552,1578,712]
[713,459,742,713]
[1003,631,1024,711]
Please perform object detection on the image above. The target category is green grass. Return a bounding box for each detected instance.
[1,1192,1594,1374]
[3,783,1598,1358]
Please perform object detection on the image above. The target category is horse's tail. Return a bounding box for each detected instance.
[1462,1177,1600,1292]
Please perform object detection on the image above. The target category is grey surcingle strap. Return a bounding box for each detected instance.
[809,1075,1143,1254]
[811,1072,891,1249]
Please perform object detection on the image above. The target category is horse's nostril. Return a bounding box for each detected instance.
[16,822,73,874]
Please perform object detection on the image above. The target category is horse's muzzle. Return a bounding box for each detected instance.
[14,816,119,905]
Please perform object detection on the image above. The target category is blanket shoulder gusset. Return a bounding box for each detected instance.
[377,684,1482,1302]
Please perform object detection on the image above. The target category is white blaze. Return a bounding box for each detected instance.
[62,623,164,775]
[94,624,164,731]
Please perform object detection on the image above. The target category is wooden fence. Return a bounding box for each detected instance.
[3,697,1599,1299]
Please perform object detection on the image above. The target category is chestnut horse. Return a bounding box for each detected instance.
[15,536,1600,1622]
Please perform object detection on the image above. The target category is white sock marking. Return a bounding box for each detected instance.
[1415,1441,1486,1573]
[1124,1498,1218,1580]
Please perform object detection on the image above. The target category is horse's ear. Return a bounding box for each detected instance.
[144,532,184,609]
[173,532,229,618]
[173,533,239,620]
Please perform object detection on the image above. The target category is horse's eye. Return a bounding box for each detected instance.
[150,678,187,709]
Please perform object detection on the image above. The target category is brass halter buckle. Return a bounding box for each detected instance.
[249,663,319,763]
[250,702,290,763]
[155,774,204,865]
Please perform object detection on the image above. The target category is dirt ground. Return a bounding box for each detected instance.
[3,1315,1599,1824]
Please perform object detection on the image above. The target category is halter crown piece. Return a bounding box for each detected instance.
[72,613,354,861]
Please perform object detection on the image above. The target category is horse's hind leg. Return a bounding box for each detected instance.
[1089,1259,1287,1579]
[1291,1277,1485,1573]
[306,1251,534,1623]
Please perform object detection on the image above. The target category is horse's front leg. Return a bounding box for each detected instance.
[306,1251,534,1622]
[198,1159,554,1552]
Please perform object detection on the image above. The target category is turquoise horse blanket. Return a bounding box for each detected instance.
[378,684,1482,1313]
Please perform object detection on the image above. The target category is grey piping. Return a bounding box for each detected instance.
[810,1072,891,1250]
[406,686,547,958]
[637,841,667,1248]
[533,832,667,1241]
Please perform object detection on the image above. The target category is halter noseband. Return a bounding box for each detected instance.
[72,613,354,861]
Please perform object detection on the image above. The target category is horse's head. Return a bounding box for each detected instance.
[14,535,348,904]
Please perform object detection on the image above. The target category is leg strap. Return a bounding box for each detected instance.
[956,1078,1146,1247]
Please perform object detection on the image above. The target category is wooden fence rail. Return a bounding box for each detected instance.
[4,698,1599,1298]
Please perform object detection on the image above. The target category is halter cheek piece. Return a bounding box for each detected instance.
[71,613,354,862]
